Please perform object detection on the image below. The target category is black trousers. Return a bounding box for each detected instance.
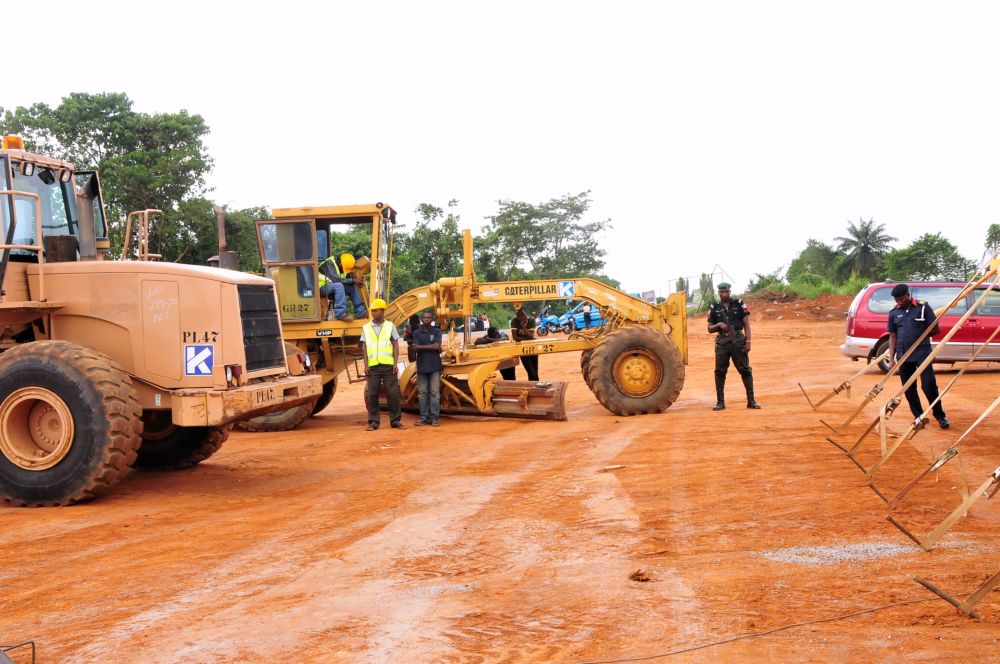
[715,334,754,401]
[897,361,946,420]
[583,312,592,328]
[499,366,517,380]
[520,354,539,381]
[365,364,402,427]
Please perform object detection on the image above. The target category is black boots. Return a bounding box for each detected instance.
[714,375,725,410]
[742,373,762,409]
[715,374,761,410]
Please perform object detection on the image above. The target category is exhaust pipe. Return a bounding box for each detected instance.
[211,205,240,270]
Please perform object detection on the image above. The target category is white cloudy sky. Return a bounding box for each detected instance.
[9,1,999,293]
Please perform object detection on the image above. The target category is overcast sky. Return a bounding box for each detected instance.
[10,1,999,293]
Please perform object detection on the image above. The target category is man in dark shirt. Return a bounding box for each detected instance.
[411,311,443,426]
[707,282,760,411]
[475,326,517,380]
[510,307,539,381]
[887,283,949,428]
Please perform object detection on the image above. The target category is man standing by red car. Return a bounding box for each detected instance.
[887,283,950,428]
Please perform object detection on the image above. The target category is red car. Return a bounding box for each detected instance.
[841,281,1000,373]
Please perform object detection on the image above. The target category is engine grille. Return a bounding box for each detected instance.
[237,285,285,372]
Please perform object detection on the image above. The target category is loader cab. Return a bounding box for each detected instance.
[256,203,397,323]
[0,137,110,279]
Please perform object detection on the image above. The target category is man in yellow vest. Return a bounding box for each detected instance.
[359,299,406,430]
[319,253,367,321]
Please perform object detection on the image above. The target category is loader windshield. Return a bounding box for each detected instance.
[4,164,78,259]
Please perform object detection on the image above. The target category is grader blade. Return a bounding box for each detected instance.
[490,380,569,420]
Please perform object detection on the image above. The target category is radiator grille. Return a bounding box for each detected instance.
[237,285,285,372]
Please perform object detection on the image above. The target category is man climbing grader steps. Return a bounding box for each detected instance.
[235,203,688,431]
[0,137,323,506]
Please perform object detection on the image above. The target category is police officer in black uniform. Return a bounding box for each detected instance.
[887,283,949,428]
[707,283,761,411]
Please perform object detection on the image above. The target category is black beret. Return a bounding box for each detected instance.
[891,284,909,297]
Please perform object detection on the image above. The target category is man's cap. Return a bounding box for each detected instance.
[891,283,909,297]
[717,282,732,290]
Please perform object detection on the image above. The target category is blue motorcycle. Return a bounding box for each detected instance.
[535,305,562,337]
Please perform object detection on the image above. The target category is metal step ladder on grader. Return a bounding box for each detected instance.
[0,137,322,506]
[236,203,687,431]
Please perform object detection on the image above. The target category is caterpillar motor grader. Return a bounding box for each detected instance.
[0,137,322,506]
[236,203,686,431]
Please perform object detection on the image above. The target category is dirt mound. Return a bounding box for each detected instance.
[748,293,853,322]
[692,293,854,322]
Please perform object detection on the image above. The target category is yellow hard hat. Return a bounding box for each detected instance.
[370,298,387,310]
[340,253,356,271]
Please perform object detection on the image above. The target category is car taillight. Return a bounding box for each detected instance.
[846,310,856,336]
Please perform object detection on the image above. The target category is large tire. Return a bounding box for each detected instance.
[311,377,338,415]
[0,341,143,506]
[233,396,320,432]
[537,326,549,337]
[133,413,229,470]
[872,338,891,374]
[587,326,685,416]
[580,349,595,390]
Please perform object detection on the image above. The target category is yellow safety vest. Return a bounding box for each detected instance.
[363,321,395,366]
[318,256,347,288]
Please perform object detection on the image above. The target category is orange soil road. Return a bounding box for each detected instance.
[2,316,1000,662]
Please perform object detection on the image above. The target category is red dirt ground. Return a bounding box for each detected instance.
[2,314,1000,662]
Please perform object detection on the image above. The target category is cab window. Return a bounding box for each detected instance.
[7,166,77,257]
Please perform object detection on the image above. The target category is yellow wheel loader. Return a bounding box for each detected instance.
[0,137,322,506]
[235,203,686,430]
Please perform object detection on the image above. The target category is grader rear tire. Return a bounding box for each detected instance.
[0,341,143,506]
[587,326,684,416]
[580,349,595,389]
[233,396,320,433]
[133,414,229,470]
[311,377,338,415]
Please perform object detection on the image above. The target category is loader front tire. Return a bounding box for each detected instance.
[311,377,338,415]
[134,413,229,470]
[588,326,684,416]
[233,397,319,433]
[0,341,143,506]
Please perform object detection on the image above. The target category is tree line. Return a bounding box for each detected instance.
[0,93,615,315]
[746,218,999,297]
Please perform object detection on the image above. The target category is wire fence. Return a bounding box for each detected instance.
[631,266,736,311]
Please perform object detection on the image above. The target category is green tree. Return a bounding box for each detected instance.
[698,273,716,306]
[987,223,1000,256]
[885,233,975,281]
[388,200,465,299]
[480,191,610,279]
[787,239,842,282]
[0,92,213,259]
[833,218,896,280]
[675,277,689,294]
[745,270,783,293]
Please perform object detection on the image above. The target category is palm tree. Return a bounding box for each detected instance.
[834,218,896,279]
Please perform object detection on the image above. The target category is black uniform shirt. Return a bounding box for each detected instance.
[887,299,936,362]
[708,299,750,336]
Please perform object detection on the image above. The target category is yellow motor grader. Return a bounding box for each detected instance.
[236,203,686,431]
[0,137,322,505]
